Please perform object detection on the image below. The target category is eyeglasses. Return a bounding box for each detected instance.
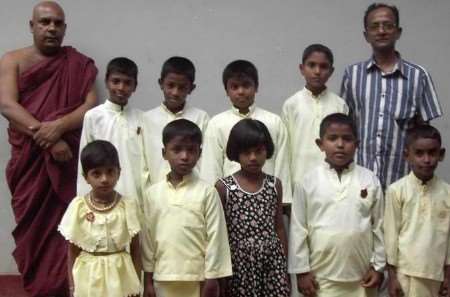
[367,22,397,32]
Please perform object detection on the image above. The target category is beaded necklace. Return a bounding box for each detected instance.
[86,191,119,212]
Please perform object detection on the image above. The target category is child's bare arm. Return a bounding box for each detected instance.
[214,180,227,209]
[386,264,403,297]
[439,265,450,297]
[202,278,219,297]
[130,235,142,276]
[361,266,382,288]
[143,272,156,297]
[275,178,288,257]
[67,243,81,296]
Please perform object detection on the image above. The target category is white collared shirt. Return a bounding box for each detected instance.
[142,103,209,188]
[288,161,385,281]
[141,173,232,281]
[384,172,450,281]
[200,104,292,203]
[281,87,348,185]
[77,100,146,206]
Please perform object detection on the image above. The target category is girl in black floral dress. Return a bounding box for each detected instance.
[215,119,289,297]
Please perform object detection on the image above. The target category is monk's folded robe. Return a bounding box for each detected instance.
[6,46,97,297]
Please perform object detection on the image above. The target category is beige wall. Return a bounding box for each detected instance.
[1,0,450,275]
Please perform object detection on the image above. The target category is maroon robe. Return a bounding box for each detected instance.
[5,46,97,297]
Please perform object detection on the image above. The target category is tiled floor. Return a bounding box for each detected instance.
[0,275,28,297]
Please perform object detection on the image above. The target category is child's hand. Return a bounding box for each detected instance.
[297,272,319,297]
[387,275,403,297]
[439,279,449,297]
[49,139,73,162]
[361,267,382,288]
[202,278,219,297]
[439,266,450,297]
[218,277,229,297]
[143,280,156,297]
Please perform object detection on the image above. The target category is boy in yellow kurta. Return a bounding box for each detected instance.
[143,56,209,186]
[384,125,450,297]
[281,44,348,186]
[59,140,141,297]
[142,119,232,297]
[199,60,292,205]
[288,113,385,297]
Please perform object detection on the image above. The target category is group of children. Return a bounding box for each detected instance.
[56,42,450,297]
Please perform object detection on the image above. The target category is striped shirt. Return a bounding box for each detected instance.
[340,55,442,189]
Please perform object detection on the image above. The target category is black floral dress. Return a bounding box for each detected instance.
[220,174,289,297]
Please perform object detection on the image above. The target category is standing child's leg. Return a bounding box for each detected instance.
[154,281,200,297]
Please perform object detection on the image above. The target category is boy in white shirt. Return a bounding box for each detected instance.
[143,56,209,185]
[281,44,348,186]
[200,59,292,205]
[384,125,450,297]
[77,57,146,206]
[142,119,232,297]
[289,113,385,297]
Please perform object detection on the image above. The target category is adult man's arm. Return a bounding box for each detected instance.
[339,67,356,119]
[0,51,97,148]
[0,52,41,137]
[32,86,97,148]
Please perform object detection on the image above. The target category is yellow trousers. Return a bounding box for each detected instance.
[397,272,441,297]
[154,281,200,297]
[316,278,376,297]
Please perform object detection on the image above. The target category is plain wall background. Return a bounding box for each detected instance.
[1,0,449,274]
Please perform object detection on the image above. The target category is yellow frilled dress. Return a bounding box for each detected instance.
[58,196,141,297]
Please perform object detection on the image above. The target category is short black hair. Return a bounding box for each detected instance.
[80,140,120,175]
[106,57,138,82]
[222,60,258,90]
[302,43,334,66]
[319,113,357,139]
[160,56,196,84]
[226,119,274,162]
[162,119,202,146]
[364,3,400,29]
[406,124,442,148]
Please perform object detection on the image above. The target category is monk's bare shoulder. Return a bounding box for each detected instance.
[1,46,43,74]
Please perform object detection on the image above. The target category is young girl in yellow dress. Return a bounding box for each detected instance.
[59,140,141,297]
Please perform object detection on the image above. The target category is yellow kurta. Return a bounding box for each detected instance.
[281,87,348,185]
[141,173,232,281]
[200,104,292,203]
[384,172,450,281]
[142,103,209,187]
[77,100,146,206]
[58,196,141,297]
[288,162,385,282]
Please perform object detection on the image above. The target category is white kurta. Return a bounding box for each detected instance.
[77,100,146,206]
[288,162,385,282]
[141,173,232,281]
[281,87,348,185]
[142,103,209,188]
[200,105,292,203]
[384,172,450,281]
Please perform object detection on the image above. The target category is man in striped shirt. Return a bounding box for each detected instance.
[340,3,442,190]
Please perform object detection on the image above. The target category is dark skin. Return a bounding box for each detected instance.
[143,138,219,297]
[297,125,381,296]
[0,1,96,161]
[387,140,446,297]
[215,152,290,296]
[363,7,402,73]
[439,265,450,297]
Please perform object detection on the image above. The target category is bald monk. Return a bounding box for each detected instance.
[0,2,97,296]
